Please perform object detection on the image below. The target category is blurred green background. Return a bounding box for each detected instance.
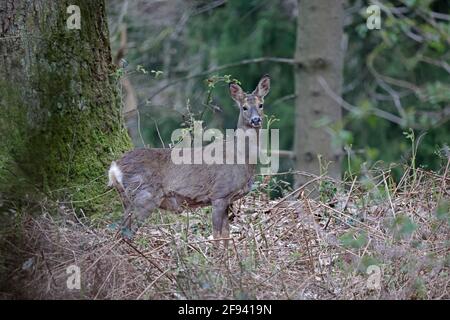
[107,0,449,178]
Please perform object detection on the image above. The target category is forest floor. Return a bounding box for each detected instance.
[1,163,449,299]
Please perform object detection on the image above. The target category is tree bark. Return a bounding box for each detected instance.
[293,0,344,187]
[0,0,132,214]
[113,25,140,147]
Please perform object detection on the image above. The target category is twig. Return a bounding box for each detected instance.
[267,174,326,211]
[121,238,178,285]
[318,76,405,126]
[383,173,396,218]
[136,268,171,300]
[144,57,294,103]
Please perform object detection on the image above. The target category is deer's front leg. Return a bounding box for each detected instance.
[212,199,230,247]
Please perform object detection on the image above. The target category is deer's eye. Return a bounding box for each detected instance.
[242,106,248,111]
[259,104,263,109]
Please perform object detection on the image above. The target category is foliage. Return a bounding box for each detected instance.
[344,0,450,173]
[1,162,448,299]
[108,0,449,178]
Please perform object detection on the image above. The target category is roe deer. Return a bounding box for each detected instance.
[108,75,271,243]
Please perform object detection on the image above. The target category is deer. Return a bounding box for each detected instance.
[108,75,271,244]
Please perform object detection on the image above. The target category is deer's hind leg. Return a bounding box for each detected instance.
[212,198,230,247]
[133,189,163,226]
[113,185,133,231]
[120,188,162,238]
[122,201,133,231]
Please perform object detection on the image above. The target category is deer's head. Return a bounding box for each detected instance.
[229,75,271,129]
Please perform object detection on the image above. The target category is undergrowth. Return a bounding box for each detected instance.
[0,160,448,299]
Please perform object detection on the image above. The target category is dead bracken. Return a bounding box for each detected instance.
[0,164,449,300]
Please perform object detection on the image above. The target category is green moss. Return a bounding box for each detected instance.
[0,1,132,217]
[0,81,30,198]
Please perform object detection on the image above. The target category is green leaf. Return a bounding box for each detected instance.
[357,255,380,273]
[339,230,368,249]
[390,214,417,239]
[413,277,427,299]
[435,200,450,224]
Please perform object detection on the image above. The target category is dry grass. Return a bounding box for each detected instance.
[0,163,449,300]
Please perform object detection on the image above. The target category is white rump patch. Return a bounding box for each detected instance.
[108,161,123,187]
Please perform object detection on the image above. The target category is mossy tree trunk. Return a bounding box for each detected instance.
[293,0,344,187]
[0,0,132,215]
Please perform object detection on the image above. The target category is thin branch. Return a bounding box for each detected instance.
[367,44,422,97]
[154,119,166,148]
[375,77,407,120]
[144,57,295,104]
[419,56,450,74]
[270,94,297,106]
[192,0,227,16]
[317,76,405,126]
[429,10,450,21]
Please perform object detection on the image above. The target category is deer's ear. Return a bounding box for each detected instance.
[229,83,244,104]
[253,74,271,98]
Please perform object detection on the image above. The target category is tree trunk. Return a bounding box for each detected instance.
[0,0,132,214]
[293,0,344,187]
[113,25,141,147]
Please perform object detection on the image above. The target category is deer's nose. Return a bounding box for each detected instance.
[250,116,261,126]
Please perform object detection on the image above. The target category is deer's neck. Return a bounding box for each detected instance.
[236,116,261,175]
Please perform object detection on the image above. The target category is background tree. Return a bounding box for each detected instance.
[107,0,449,190]
[293,0,345,187]
[0,0,132,215]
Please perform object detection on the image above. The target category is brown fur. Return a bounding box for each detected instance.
[109,76,271,242]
